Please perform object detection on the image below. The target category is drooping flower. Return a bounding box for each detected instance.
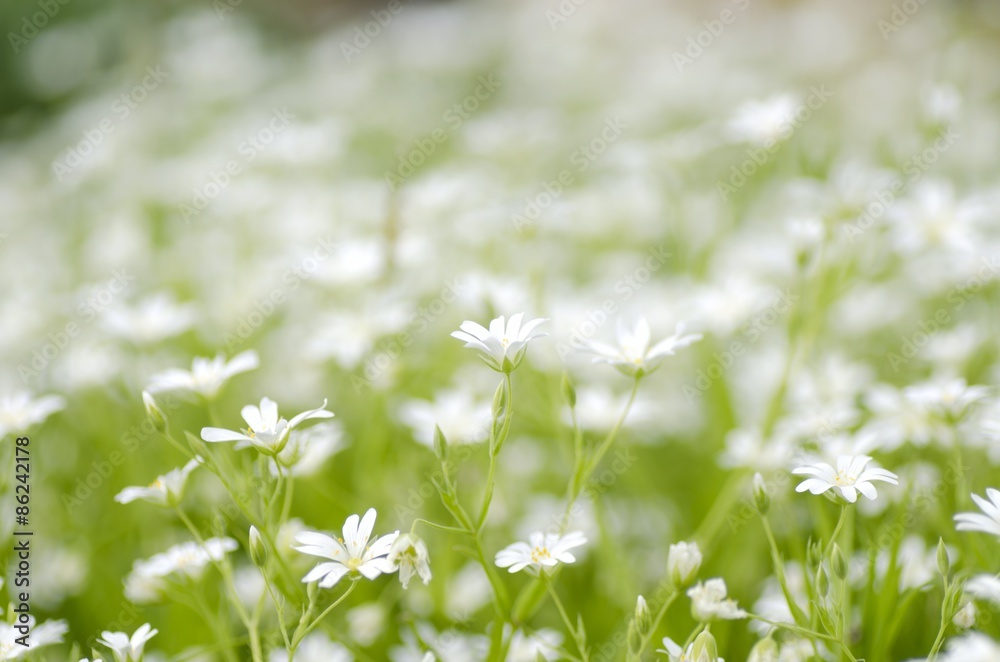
[585,318,701,378]
[97,623,158,662]
[494,531,586,574]
[451,313,547,373]
[792,455,898,503]
[955,488,1000,538]
[201,397,333,455]
[114,457,202,507]
[687,578,748,621]
[388,533,432,589]
[293,508,399,588]
[146,350,259,398]
[0,391,65,439]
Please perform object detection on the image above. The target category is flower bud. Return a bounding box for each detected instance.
[142,390,167,434]
[667,541,702,588]
[936,538,950,577]
[433,425,448,462]
[816,565,829,597]
[249,526,267,568]
[831,543,847,581]
[807,539,823,571]
[492,380,507,418]
[633,595,651,635]
[691,630,718,662]
[953,601,977,630]
[561,372,577,408]
[753,472,770,515]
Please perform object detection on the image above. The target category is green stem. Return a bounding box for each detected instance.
[927,577,951,660]
[291,582,356,647]
[632,590,678,659]
[545,578,588,662]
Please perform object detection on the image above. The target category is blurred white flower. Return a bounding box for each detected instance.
[0,617,67,659]
[146,350,259,397]
[201,396,333,455]
[103,293,197,344]
[388,533,432,589]
[585,317,701,378]
[347,603,386,648]
[964,574,1000,605]
[687,578,747,621]
[399,389,491,447]
[506,628,562,661]
[124,538,238,603]
[494,531,586,574]
[725,93,799,145]
[97,623,158,662]
[657,636,727,662]
[0,391,65,438]
[451,312,547,373]
[904,378,990,420]
[938,632,1000,662]
[270,632,352,662]
[114,457,202,506]
[953,601,977,630]
[293,508,399,588]
[792,455,898,503]
[272,421,345,476]
[955,488,1000,538]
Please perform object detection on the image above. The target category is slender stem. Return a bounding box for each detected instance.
[409,517,467,536]
[583,377,640,478]
[825,505,848,558]
[761,515,808,627]
[174,507,263,662]
[545,578,588,662]
[478,373,513,530]
[927,577,951,660]
[748,614,858,662]
[263,572,293,650]
[292,582,357,646]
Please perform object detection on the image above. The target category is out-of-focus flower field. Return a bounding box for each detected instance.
[2,0,1000,660]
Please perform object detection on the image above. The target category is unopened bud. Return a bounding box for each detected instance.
[753,472,770,515]
[561,372,577,408]
[936,538,950,577]
[142,390,167,433]
[249,526,267,568]
[691,630,718,662]
[831,543,847,580]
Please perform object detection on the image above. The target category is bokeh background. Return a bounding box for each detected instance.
[2,0,1000,659]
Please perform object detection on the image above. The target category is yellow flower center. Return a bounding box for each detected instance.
[530,546,551,563]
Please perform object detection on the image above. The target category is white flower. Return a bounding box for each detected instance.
[725,93,799,145]
[656,636,726,662]
[269,632,352,662]
[97,623,158,662]
[272,421,344,476]
[938,632,1000,662]
[955,488,1000,538]
[964,574,1000,605]
[792,455,898,503]
[451,312,547,373]
[667,541,702,587]
[124,538,238,603]
[102,293,197,344]
[201,397,334,455]
[293,508,399,588]
[0,392,65,438]
[399,389,491,447]
[904,378,990,420]
[114,457,202,506]
[687,578,747,621]
[147,350,259,398]
[585,318,701,378]
[953,601,977,629]
[494,531,586,574]
[388,533,432,589]
[0,617,67,659]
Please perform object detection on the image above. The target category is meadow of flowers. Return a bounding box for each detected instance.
[2,0,1000,660]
